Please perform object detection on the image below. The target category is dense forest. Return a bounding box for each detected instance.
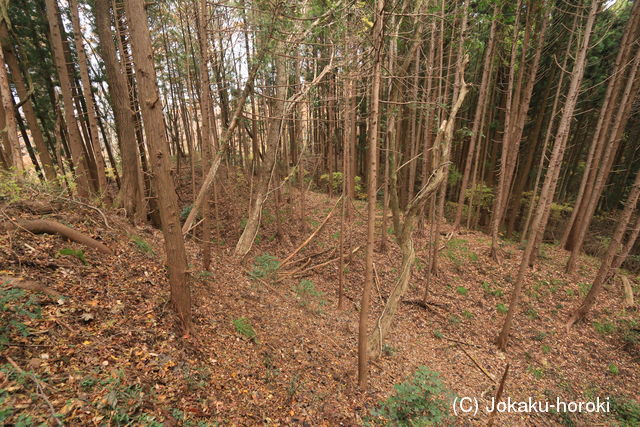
[0,0,639,424]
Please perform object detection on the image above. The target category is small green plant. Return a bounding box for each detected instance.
[608,363,619,375]
[528,365,544,380]
[449,315,462,325]
[58,248,88,265]
[496,303,508,314]
[433,330,443,339]
[593,320,615,335]
[455,286,468,296]
[525,307,539,320]
[578,282,592,297]
[232,317,257,342]
[287,374,301,399]
[368,366,453,425]
[195,271,214,280]
[249,253,281,280]
[130,235,155,256]
[482,281,503,297]
[462,310,474,319]
[533,331,547,341]
[81,376,98,390]
[293,279,326,308]
[541,345,551,354]
[263,352,279,383]
[443,239,478,266]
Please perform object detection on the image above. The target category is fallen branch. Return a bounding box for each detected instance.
[280,195,342,268]
[459,345,496,383]
[1,275,62,299]
[289,245,362,277]
[3,219,112,254]
[6,356,62,426]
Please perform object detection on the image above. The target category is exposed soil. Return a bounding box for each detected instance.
[0,176,638,425]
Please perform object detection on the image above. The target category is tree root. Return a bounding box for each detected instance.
[1,275,62,299]
[3,219,113,254]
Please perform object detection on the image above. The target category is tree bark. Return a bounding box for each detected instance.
[124,0,192,332]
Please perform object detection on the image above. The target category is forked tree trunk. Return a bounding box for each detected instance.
[368,62,469,358]
[496,0,598,350]
[234,49,287,258]
[124,0,191,332]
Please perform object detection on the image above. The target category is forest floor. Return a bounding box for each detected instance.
[0,170,638,426]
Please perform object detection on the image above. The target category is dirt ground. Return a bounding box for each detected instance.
[0,177,638,425]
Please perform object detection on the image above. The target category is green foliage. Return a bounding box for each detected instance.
[462,310,474,319]
[482,281,503,297]
[433,330,443,339]
[464,183,494,208]
[527,365,544,380]
[0,171,21,202]
[578,282,592,297]
[593,321,615,335]
[319,172,365,198]
[232,317,257,342]
[611,397,640,426]
[249,253,280,280]
[443,238,478,266]
[368,366,452,425]
[496,303,508,314]
[455,286,468,296]
[130,235,155,256]
[0,282,42,349]
[608,363,619,375]
[293,279,326,308]
[58,248,88,265]
[447,164,462,187]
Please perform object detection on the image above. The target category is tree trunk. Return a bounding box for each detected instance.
[496,0,598,350]
[70,0,108,195]
[95,0,146,222]
[358,0,384,389]
[0,24,56,180]
[44,0,92,198]
[234,49,287,258]
[124,0,192,332]
[0,44,24,175]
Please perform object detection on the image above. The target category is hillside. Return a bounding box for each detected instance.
[1,180,638,426]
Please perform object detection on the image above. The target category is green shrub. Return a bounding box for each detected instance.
[611,397,640,426]
[249,253,280,280]
[130,235,155,256]
[368,367,452,425]
[58,248,89,265]
[455,286,468,296]
[232,317,257,342]
[293,279,326,308]
[496,303,508,314]
[0,283,42,349]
